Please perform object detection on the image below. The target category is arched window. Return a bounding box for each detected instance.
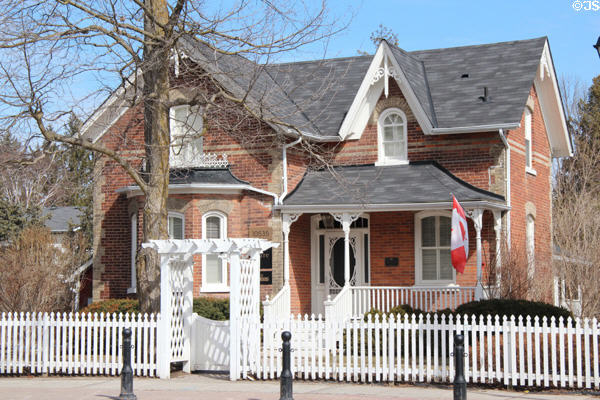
[168,212,185,240]
[377,108,408,165]
[169,104,203,168]
[202,211,228,292]
[524,107,536,174]
[526,214,535,277]
[415,211,454,285]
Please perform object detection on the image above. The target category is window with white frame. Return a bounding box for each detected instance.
[129,213,137,293]
[526,214,535,277]
[202,211,228,291]
[168,212,185,240]
[169,104,203,168]
[415,211,454,285]
[377,108,408,165]
[524,107,534,172]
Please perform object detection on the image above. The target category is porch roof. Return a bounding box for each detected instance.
[277,161,507,212]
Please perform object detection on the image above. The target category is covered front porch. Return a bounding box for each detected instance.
[265,162,508,322]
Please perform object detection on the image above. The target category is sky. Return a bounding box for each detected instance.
[291,0,600,88]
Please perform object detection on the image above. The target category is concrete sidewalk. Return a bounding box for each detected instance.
[0,373,596,400]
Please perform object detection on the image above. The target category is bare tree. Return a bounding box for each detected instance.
[553,76,600,318]
[0,225,89,312]
[0,1,347,312]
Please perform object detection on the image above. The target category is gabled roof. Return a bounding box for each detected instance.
[82,36,570,156]
[42,206,83,233]
[278,161,507,212]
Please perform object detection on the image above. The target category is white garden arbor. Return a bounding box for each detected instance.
[142,238,277,379]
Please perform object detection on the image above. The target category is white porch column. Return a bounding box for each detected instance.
[332,213,361,286]
[281,213,300,286]
[493,210,502,287]
[229,251,241,381]
[157,254,172,379]
[470,209,484,300]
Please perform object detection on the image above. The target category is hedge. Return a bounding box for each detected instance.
[364,299,573,323]
[81,299,140,315]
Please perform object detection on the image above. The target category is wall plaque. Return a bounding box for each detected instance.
[260,248,272,270]
[249,227,272,239]
[260,270,273,285]
[385,257,399,267]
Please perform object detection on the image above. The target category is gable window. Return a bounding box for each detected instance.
[415,211,454,285]
[524,107,536,175]
[202,211,228,292]
[169,104,203,168]
[526,214,535,277]
[168,212,184,239]
[377,108,408,165]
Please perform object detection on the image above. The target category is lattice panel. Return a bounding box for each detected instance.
[169,258,187,362]
[239,258,259,320]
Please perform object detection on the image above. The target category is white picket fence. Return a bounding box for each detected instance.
[0,312,158,376]
[253,313,600,389]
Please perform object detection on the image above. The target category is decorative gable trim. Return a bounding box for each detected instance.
[533,41,572,157]
[338,42,435,140]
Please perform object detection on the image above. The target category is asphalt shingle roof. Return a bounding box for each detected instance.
[282,162,504,206]
[42,206,83,233]
[181,36,546,139]
[169,168,248,185]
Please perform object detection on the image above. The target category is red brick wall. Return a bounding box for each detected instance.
[507,86,553,299]
[288,214,311,314]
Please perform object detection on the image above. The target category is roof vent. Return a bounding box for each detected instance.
[461,73,469,78]
[478,86,489,102]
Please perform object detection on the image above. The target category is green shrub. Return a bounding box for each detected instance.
[81,299,139,315]
[193,297,229,320]
[454,299,573,322]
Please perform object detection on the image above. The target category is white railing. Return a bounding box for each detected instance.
[249,313,600,389]
[324,285,353,324]
[351,286,477,316]
[0,312,158,377]
[263,285,290,323]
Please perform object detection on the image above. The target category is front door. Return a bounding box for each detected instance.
[311,231,366,315]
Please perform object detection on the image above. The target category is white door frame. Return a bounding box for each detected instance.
[310,214,370,315]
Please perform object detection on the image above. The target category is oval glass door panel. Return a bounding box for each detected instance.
[330,238,356,287]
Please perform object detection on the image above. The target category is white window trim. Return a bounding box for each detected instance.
[414,210,455,286]
[526,214,535,278]
[128,213,138,294]
[201,211,229,293]
[524,107,537,175]
[169,104,204,168]
[168,211,185,240]
[376,108,409,166]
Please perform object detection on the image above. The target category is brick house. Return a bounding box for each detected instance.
[81,36,570,315]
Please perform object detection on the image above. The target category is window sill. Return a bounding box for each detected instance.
[200,286,230,293]
[375,159,409,167]
[526,167,537,176]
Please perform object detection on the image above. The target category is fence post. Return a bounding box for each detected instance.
[454,333,467,400]
[280,331,293,400]
[157,254,172,379]
[118,328,137,400]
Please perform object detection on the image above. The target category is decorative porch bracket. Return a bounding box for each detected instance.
[468,209,484,300]
[282,213,301,286]
[331,213,362,286]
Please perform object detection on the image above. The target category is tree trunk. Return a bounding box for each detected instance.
[136,0,170,314]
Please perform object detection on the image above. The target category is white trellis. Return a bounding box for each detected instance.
[142,238,277,380]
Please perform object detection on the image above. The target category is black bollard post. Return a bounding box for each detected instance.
[280,331,293,400]
[119,328,137,400]
[453,333,467,400]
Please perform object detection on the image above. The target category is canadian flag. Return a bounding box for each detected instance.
[451,195,469,274]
